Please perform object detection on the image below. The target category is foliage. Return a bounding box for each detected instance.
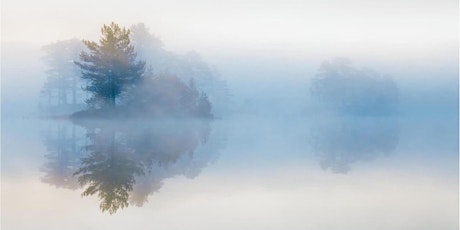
[125,71,213,118]
[40,39,85,113]
[70,22,214,119]
[311,58,399,116]
[75,22,145,109]
[130,23,230,117]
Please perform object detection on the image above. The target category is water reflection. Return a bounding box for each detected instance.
[41,123,85,189]
[41,119,224,214]
[310,116,399,173]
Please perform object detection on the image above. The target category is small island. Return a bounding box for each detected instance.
[38,22,224,214]
[71,22,212,120]
[40,22,225,120]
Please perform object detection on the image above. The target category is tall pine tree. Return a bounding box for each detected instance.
[76,22,145,109]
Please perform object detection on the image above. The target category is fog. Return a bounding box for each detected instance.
[1,0,458,229]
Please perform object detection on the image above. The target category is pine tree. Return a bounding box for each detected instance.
[75,22,145,109]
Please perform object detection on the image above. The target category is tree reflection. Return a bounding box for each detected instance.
[41,123,83,189]
[41,119,224,214]
[74,127,145,214]
[310,117,399,173]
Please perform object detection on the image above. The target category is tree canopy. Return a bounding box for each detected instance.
[129,23,229,117]
[311,58,399,116]
[69,22,214,119]
[75,22,145,109]
[40,39,85,114]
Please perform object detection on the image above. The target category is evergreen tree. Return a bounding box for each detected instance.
[75,22,145,109]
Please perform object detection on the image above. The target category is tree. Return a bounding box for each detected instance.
[40,39,85,110]
[310,58,399,116]
[129,23,230,117]
[129,23,164,63]
[75,22,145,109]
[126,72,213,118]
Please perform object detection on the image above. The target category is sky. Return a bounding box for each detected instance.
[2,0,458,61]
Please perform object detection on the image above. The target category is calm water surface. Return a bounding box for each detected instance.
[2,114,458,230]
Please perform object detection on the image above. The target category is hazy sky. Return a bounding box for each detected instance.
[2,0,457,58]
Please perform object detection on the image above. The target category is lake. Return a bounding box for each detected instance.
[2,113,458,230]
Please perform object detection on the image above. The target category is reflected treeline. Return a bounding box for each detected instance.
[40,123,86,189]
[40,119,225,214]
[309,59,400,173]
[310,117,399,173]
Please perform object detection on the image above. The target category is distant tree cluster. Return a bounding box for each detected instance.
[311,58,399,116]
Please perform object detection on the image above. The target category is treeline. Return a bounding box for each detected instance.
[40,22,229,119]
[310,58,399,116]
[39,39,86,115]
[39,24,398,119]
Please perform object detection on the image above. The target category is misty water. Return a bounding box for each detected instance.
[2,109,458,229]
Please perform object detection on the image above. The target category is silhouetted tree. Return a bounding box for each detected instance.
[75,22,145,109]
[40,39,85,113]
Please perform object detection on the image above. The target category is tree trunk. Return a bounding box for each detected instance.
[72,75,77,105]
